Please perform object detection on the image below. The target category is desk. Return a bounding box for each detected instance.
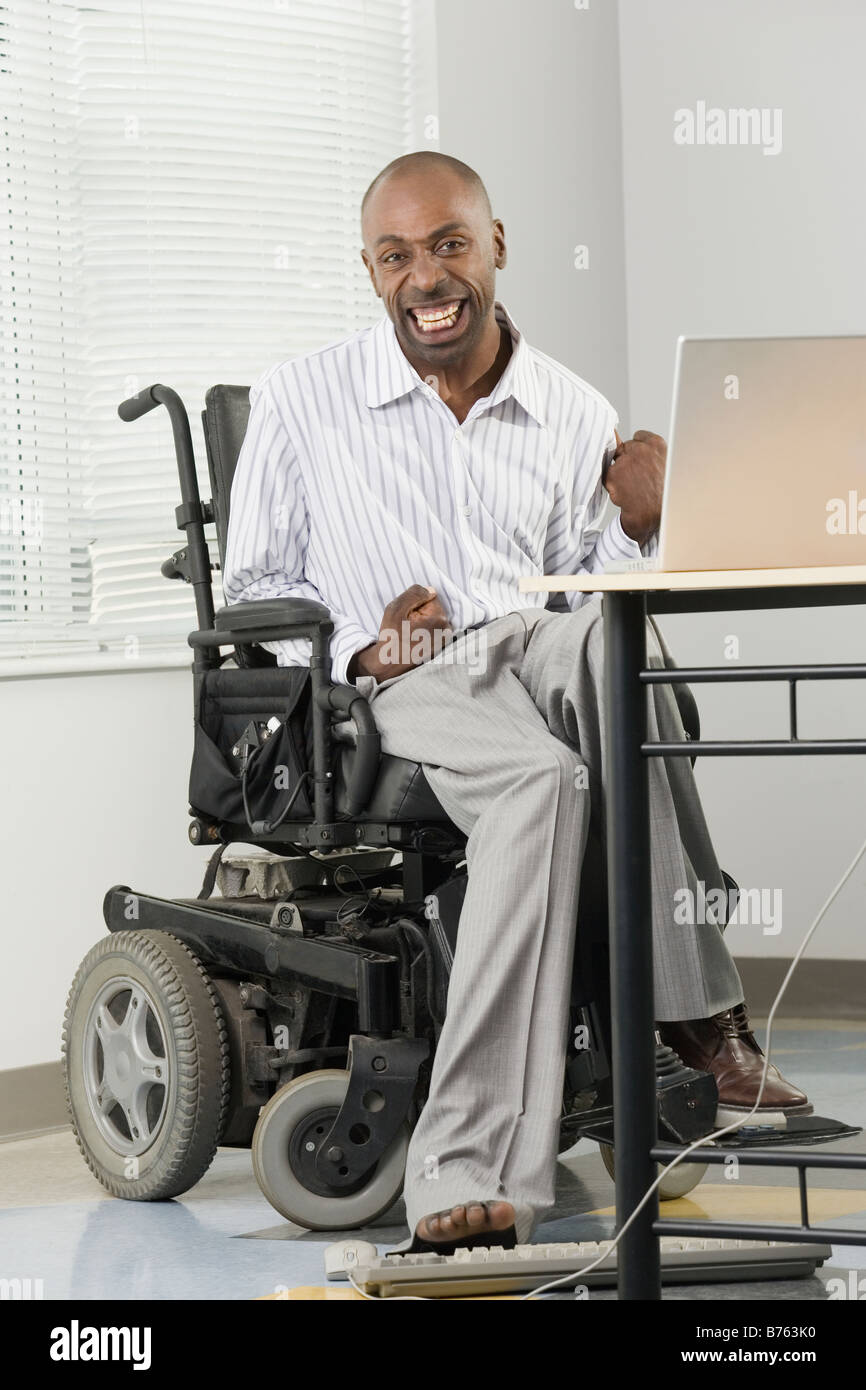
[519,564,866,1299]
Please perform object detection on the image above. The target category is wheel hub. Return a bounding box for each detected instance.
[288,1105,370,1198]
[83,976,169,1157]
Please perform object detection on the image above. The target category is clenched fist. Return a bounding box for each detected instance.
[347,584,454,683]
[604,429,667,548]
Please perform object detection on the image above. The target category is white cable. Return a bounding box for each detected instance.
[347,1271,426,1300]
[524,830,866,1298]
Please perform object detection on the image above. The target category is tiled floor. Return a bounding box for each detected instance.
[2,1018,865,1301]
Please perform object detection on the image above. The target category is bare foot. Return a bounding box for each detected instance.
[415,1200,515,1245]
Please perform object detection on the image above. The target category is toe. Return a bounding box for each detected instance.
[488,1201,516,1231]
[414,1199,517,1246]
[438,1209,456,1236]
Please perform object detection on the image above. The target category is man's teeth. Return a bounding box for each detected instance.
[412,301,462,331]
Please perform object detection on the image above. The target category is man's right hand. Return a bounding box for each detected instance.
[347,585,453,683]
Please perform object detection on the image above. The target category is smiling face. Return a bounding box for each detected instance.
[361,163,506,371]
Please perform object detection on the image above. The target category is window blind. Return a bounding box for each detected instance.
[0,0,438,666]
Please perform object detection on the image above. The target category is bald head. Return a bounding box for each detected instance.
[361,151,492,225]
[359,149,505,371]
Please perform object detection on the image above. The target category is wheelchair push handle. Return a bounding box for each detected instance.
[117,382,216,641]
[117,382,190,424]
[118,387,161,421]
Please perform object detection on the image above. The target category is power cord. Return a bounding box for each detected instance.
[241,759,312,836]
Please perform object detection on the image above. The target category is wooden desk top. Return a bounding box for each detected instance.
[518,564,866,594]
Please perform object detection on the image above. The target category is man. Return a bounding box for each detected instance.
[223,151,807,1251]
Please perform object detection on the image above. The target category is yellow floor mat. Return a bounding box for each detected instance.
[595,1183,866,1223]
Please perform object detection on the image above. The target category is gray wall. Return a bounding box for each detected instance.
[618,0,866,960]
[435,0,630,416]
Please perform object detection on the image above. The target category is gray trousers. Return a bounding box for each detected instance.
[354,601,743,1242]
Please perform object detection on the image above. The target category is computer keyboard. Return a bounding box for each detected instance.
[346,1237,832,1298]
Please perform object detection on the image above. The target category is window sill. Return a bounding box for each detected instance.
[0,649,195,682]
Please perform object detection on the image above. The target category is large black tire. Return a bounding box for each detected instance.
[62,930,230,1200]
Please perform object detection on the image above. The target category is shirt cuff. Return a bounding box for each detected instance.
[639,524,660,559]
[263,621,376,687]
[608,512,659,559]
[592,511,637,567]
[327,622,379,687]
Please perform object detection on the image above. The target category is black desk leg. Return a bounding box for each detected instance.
[603,590,661,1300]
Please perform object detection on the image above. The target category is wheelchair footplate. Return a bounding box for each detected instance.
[705,1113,861,1147]
[565,1036,862,1152]
[578,1112,862,1153]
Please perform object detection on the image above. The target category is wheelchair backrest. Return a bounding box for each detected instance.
[202,385,251,568]
[201,385,278,670]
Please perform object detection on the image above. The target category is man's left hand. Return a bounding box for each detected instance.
[603,429,667,548]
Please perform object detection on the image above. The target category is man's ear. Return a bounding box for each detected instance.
[360,248,380,297]
[492,218,507,270]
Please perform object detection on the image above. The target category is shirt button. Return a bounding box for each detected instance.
[462,504,472,517]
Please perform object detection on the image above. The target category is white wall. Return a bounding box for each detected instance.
[617,0,866,958]
[435,0,631,414]
[1,668,212,1068]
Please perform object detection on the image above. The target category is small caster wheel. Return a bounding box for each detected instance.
[599,1142,708,1201]
[252,1069,409,1230]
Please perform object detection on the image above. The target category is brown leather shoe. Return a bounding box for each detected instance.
[658,1003,811,1127]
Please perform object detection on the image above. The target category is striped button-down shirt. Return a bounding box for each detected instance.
[223,300,655,686]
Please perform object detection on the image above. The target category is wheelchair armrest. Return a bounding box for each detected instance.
[215,597,330,633]
[319,682,381,817]
[189,598,333,648]
[189,599,381,818]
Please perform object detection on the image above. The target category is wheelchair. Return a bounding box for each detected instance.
[62,383,723,1232]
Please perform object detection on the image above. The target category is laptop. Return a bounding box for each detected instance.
[606,335,866,572]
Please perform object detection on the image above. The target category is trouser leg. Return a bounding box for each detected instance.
[356,612,590,1242]
[517,599,743,1020]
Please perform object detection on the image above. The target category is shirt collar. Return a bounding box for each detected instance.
[364,299,546,427]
